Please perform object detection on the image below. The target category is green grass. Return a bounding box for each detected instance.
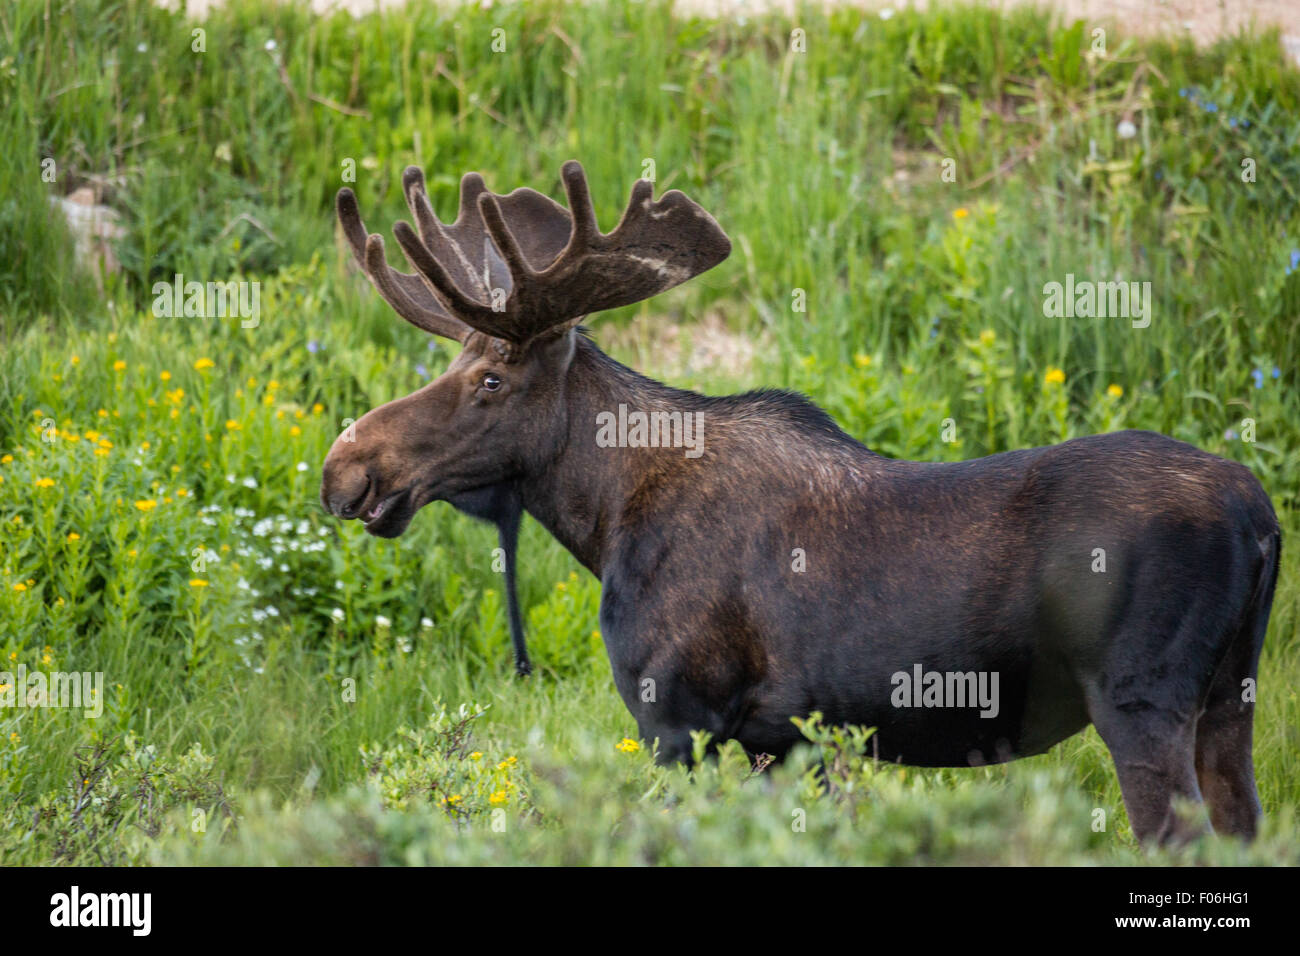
[1,0,1298,864]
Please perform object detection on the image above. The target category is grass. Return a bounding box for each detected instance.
[0,0,1298,864]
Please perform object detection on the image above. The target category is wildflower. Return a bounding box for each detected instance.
[160,371,171,381]
[616,738,641,754]
[113,360,127,371]
[311,403,324,415]
[489,790,508,806]
[225,420,241,431]
[1107,384,1123,398]
[1044,367,1066,386]
[8,733,16,743]
[12,583,27,592]
[376,615,391,629]
[978,329,996,347]
[421,617,433,629]
[1,455,12,464]
[1117,119,1137,139]
[415,364,429,378]
[194,358,215,371]
[189,579,209,588]
[469,751,482,761]
[34,478,55,489]
[854,353,872,368]
[952,207,970,220]
[444,794,462,806]
[134,500,157,512]
[1251,368,1264,389]
[66,532,80,542]
[307,340,321,354]
[1288,251,1300,276]
[497,756,518,769]
[289,425,302,437]
[330,608,345,622]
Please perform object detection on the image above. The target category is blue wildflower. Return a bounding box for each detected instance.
[415,363,428,378]
[1225,428,1239,441]
[1251,368,1264,389]
[307,339,321,353]
[1288,250,1300,275]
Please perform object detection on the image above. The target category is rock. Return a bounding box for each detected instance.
[49,187,126,285]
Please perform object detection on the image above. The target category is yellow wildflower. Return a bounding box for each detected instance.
[194,358,215,371]
[1107,383,1123,399]
[616,738,641,754]
[134,500,157,512]
[1044,367,1066,386]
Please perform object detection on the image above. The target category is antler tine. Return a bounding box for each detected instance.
[336,188,470,342]
[559,160,602,246]
[400,167,443,249]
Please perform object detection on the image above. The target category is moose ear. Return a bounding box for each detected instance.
[336,187,472,342]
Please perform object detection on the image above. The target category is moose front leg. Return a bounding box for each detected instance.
[602,607,759,767]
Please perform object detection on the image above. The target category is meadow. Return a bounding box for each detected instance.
[1,0,1298,864]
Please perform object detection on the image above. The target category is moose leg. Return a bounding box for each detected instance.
[1194,627,1264,838]
[1195,692,1260,839]
[1087,695,1206,847]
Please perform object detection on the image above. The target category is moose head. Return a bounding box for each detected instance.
[320,161,729,539]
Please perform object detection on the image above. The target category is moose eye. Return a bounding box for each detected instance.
[481,372,502,392]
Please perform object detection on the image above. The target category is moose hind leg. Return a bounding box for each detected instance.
[1088,695,1206,847]
[1194,630,1264,839]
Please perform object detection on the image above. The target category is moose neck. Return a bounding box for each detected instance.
[518,334,698,579]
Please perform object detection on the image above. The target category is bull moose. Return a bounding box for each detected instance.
[321,160,1280,846]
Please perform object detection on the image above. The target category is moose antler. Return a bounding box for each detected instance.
[337,160,731,345]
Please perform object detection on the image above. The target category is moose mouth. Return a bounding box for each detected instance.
[361,488,415,537]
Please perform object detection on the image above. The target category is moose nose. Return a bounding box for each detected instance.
[322,468,371,520]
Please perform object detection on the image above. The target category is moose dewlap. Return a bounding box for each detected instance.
[321,160,1280,847]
